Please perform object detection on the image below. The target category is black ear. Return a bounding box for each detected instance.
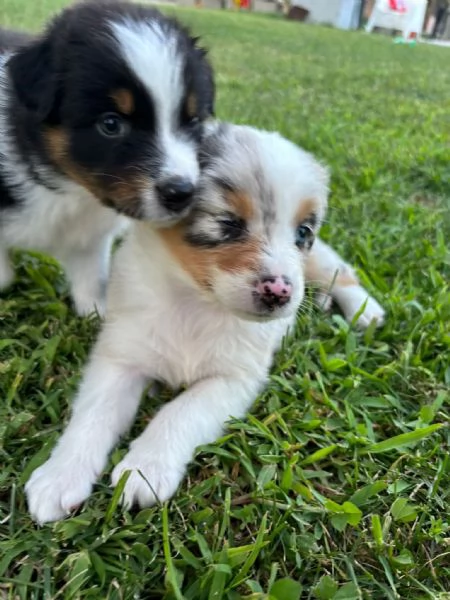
[7,37,58,121]
[194,47,215,118]
[204,62,216,118]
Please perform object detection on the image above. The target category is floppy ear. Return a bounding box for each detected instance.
[194,47,216,118]
[7,37,59,121]
[203,58,216,118]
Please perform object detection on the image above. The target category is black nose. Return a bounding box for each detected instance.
[156,177,195,213]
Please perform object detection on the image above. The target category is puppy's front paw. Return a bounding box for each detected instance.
[353,295,385,328]
[337,285,385,328]
[111,451,185,509]
[26,458,97,524]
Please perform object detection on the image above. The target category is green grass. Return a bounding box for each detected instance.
[1,3,450,599]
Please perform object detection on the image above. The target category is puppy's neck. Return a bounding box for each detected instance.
[131,220,217,304]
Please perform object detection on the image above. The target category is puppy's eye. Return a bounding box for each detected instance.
[219,217,246,242]
[295,224,315,250]
[96,113,128,138]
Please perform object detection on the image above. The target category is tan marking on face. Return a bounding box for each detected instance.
[158,225,262,289]
[106,176,149,217]
[110,88,135,115]
[44,126,69,163]
[294,198,319,226]
[226,190,256,222]
[305,253,359,288]
[186,93,198,119]
[215,237,262,274]
[44,127,102,197]
[44,126,146,215]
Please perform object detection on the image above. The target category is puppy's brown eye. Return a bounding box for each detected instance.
[96,113,128,138]
[219,217,246,242]
[295,224,315,250]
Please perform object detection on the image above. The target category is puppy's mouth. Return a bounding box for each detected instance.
[228,304,296,323]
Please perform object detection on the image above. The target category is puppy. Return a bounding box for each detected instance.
[0,0,214,315]
[25,123,385,524]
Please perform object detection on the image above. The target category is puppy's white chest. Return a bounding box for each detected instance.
[107,291,288,389]
[152,310,279,387]
[2,184,120,253]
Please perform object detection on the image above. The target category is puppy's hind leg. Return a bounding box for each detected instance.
[58,236,113,317]
[305,238,385,328]
[0,245,14,290]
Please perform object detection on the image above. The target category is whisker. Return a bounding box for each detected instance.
[91,172,127,183]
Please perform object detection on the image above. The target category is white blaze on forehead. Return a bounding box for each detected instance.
[252,130,329,220]
[110,19,199,183]
[256,135,327,277]
[160,131,199,181]
[110,19,184,130]
[210,126,329,226]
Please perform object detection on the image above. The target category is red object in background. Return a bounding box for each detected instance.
[240,0,250,8]
[389,0,407,12]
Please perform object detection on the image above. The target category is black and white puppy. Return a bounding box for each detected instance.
[0,1,214,315]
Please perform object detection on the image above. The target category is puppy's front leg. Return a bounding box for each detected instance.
[305,238,385,328]
[111,376,262,509]
[0,245,14,290]
[26,356,146,524]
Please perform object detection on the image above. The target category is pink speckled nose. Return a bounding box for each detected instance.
[256,275,292,309]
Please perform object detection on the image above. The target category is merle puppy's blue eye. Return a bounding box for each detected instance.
[96,113,128,138]
[295,224,315,249]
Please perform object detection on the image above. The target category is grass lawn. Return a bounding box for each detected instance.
[1,2,449,599]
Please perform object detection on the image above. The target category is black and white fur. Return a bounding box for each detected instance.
[0,1,214,315]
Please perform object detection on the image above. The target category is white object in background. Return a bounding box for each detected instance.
[365,0,428,39]
[425,15,436,35]
[336,0,362,30]
[290,0,342,26]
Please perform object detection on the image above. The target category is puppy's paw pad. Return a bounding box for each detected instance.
[111,454,184,509]
[26,459,95,524]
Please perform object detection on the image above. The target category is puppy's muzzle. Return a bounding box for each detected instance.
[254,275,292,310]
[156,177,195,213]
